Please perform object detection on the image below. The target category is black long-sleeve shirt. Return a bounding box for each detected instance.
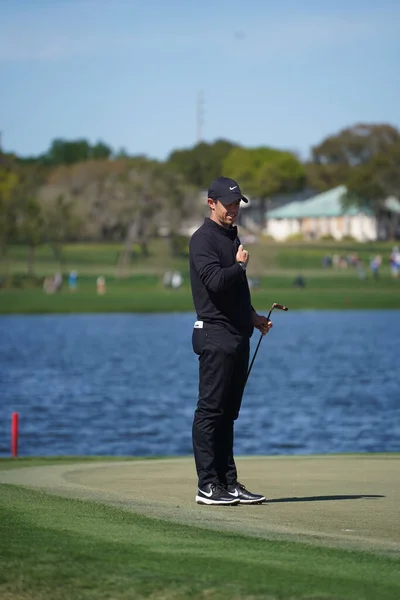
[189,218,254,337]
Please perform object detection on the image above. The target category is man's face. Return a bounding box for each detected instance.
[208,198,241,227]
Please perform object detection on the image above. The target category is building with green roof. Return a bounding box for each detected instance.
[265,185,400,241]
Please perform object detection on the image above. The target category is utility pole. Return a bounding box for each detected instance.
[196,91,204,143]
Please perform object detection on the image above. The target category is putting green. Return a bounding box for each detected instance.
[1,455,398,555]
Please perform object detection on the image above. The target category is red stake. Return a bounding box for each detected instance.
[11,412,19,458]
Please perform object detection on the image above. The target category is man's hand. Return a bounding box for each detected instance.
[236,244,249,266]
[252,312,273,336]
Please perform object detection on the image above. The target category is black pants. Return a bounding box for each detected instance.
[192,325,250,489]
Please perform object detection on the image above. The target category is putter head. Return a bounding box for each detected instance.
[272,303,289,311]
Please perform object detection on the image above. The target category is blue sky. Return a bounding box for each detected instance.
[1,0,399,161]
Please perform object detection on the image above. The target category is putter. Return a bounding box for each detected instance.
[246,302,288,382]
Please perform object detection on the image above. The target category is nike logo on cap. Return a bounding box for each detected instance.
[229,185,238,190]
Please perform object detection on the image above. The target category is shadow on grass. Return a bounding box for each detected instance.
[264,494,385,503]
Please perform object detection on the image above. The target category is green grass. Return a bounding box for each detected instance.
[1,240,399,313]
[1,483,399,600]
[2,239,397,275]
[0,456,165,471]
[274,242,394,269]
[0,273,399,313]
[1,240,187,276]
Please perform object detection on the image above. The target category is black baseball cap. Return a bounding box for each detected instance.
[208,176,249,205]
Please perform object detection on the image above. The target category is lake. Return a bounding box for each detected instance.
[0,311,399,457]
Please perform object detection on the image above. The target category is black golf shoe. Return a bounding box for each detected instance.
[196,483,240,506]
[226,482,265,504]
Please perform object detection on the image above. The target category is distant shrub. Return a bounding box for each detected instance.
[170,234,189,258]
[260,233,275,242]
[285,233,304,241]
[0,274,44,289]
[319,234,336,241]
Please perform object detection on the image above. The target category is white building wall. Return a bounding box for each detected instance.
[320,217,330,236]
[348,214,377,241]
[328,218,342,240]
[266,218,301,240]
[267,214,379,241]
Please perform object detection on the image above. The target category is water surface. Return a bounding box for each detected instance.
[0,311,399,457]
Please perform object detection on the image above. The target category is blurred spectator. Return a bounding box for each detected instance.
[357,261,366,280]
[96,276,106,294]
[349,253,359,267]
[54,272,62,291]
[322,255,332,268]
[370,255,382,279]
[332,254,340,268]
[390,246,400,278]
[171,271,183,289]
[163,271,183,289]
[339,256,348,269]
[43,273,63,294]
[248,277,260,290]
[68,270,78,292]
[293,275,306,288]
[163,271,172,288]
[43,276,54,294]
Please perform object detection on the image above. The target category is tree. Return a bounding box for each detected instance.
[0,157,19,261]
[18,199,46,275]
[41,194,82,271]
[167,139,239,188]
[312,123,400,166]
[304,162,348,193]
[114,158,164,275]
[44,138,91,165]
[36,138,113,166]
[41,159,125,242]
[91,141,113,160]
[37,155,199,271]
[154,163,199,257]
[13,162,49,275]
[110,157,200,274]
[308,123,400,192]
[223,147,306,228]
[344,141,400,239]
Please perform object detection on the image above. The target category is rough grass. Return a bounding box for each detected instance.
[1,483,399,600]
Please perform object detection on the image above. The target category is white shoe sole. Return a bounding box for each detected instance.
[237,496,266,504]
[195,495,240,506]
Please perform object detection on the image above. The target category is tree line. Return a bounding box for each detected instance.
[1,122,399,275]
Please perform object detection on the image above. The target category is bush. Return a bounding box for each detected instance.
[170,234,189,258]
[341,235,357,242]
[0,274,44,289]
[285,233,305,241]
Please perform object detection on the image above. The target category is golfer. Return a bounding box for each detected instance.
[189,176,272,506]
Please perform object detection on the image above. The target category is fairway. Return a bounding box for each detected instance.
[1,454,399,555]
